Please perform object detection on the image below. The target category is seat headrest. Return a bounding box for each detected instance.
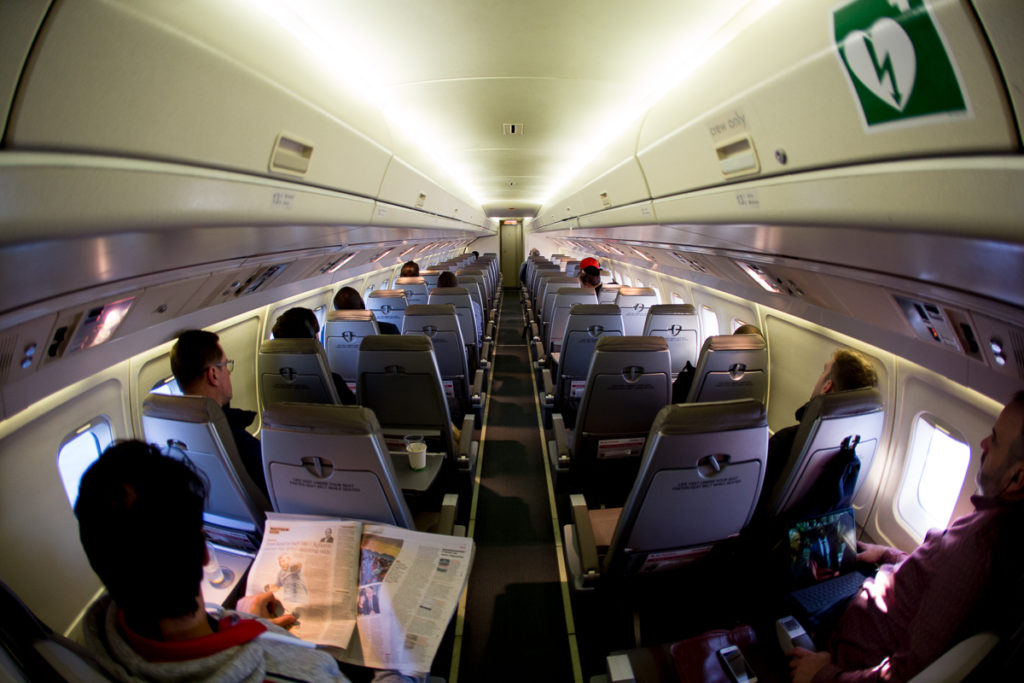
[569,304,623,316]
[368,290,408,301]
[142,394,224,423]
[594,335,669,353]
[328,310,375,322]
[405,304,457,317]
[702,334,767,352]
[395,277,427,285]
[261,338,323,355]
[616,287,657,297]
[360,334,433,353]
[262,402,381,434]
[429,287,471,297]
[653,398,767,435]
[802,387,883,421]
[647,303,697,315]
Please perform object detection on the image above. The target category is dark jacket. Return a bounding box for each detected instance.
[223,406,267,500]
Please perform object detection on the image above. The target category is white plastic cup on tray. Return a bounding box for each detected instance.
[405,435,427,470]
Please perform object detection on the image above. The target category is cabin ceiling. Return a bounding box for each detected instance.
[155,0,756,217]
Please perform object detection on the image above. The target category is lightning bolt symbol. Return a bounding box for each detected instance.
[863,38,902,106]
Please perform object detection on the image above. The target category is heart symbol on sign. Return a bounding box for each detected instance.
[842,17,916,111]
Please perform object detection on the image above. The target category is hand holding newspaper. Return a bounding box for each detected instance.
[245,512,473,675]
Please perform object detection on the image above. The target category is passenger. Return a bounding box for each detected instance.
[170,329,267,499]
[271,307,357,406]
[75,440,350,682]
[578,264,603,298]
[437,271,483,344]
[333,285,400,335]
[519,247,540,284]
[579,256,600,272]
[671,325,764,403]
[763,348,878,502]
[400,261,419,277]
[470,250,479,260]
[788,393,1024,682]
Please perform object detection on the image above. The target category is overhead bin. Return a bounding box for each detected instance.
[541,121,649,220]
[7,0,393,200]
[378,156,485,224]
[972,0,1024,140]
[637,0,1016,199]
[369,202,488,233]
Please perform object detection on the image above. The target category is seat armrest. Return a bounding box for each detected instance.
[569,493,601,587]
[437,493,458,536]
[540,367,555,405]
[551,413,571,471]
[471,368,485,403]
[457,414,475,471]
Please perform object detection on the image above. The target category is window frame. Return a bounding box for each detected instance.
[58,418,114,507]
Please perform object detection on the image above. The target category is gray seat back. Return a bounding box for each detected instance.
[547,288,598,353]
[403,304,470,416]
[261,403,414,528]
[615,287,661,336]
[142,394,268,543]
[324,310,379,385]
[538,276,579,322]
[643,304,700,377]
[767,387,885,518]
[428,287,478,347]
[598,283,621,304]
[455,271,487,318]
[686,334,768,404]
[419,270,441,289]
[573,336,672,505]
[258,338,340,412]
[367,289,409,331]
[605,399,768,576]
[394,277,429,306]
[555,304,625,410]
[357,335,456,458]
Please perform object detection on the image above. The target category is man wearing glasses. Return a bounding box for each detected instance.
[170,329,267,498]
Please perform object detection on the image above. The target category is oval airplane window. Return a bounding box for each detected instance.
[731,318,752,332]
[897,414,970,540]
[671,292,686,304]
[58,419,113,507]
[151,376,183,396]
[700,305,720,340]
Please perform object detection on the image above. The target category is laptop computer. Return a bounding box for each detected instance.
[784,508,868,617]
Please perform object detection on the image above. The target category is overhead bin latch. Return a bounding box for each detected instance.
[715,135,760,178]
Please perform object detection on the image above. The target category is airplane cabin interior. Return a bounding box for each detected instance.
[1,0,1022,681]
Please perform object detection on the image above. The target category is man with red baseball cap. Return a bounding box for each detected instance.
[579,257,600,271]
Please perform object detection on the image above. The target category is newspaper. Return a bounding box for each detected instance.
[246,512,473,674]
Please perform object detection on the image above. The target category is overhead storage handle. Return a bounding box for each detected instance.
[270,132,314,176]
[716,135,759,178]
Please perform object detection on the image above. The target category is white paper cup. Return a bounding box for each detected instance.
[407,441,427,470]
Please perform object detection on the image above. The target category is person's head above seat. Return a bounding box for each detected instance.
[579,257,600,271]
[734,324,763,337]
[170,329,233,406]
[333,286,365,311]
[437,271,458,288]
[977,391,1024,502]
[579,265,601,289]
[400,261,419,277]
[810,348,878,401]
[75,440,208,634]
[272,307,319,339]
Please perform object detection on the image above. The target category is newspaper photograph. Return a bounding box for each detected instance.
[246,514,361,649]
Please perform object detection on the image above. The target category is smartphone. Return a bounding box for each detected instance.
[717,644,758,683]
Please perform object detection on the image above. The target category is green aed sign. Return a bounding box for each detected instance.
[832,0,968,128]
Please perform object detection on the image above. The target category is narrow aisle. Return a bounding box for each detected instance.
[456,289,577,682]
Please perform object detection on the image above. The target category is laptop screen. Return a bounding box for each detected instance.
[785,508,857,589]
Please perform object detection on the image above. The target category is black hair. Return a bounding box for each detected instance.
[75,440,208,628]
[333,286,365,310]
[170,330,221,393]
[400,261,420,277]
[272,307,320,339]
[437,271,458,288]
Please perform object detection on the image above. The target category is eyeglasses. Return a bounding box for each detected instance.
[209,359,234,374]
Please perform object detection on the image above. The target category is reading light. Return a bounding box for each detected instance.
[737,261,782,294]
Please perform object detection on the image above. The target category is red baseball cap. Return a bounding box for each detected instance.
[580,257,600,270]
